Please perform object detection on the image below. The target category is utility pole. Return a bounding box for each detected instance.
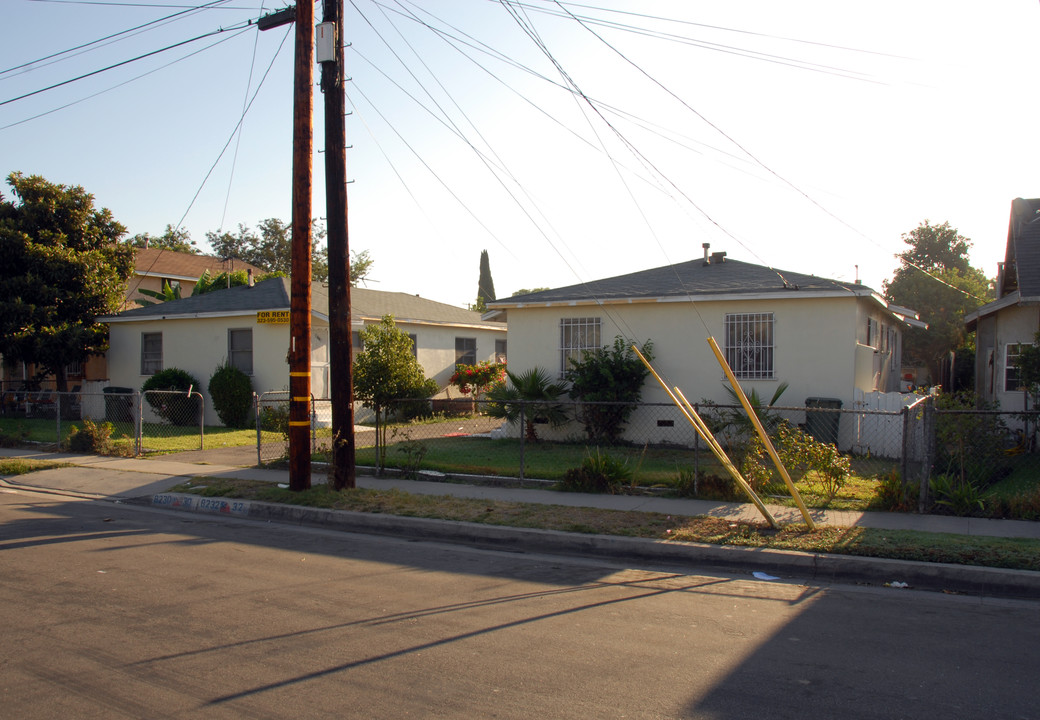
[257,6,311,490]
[319,0,356,489]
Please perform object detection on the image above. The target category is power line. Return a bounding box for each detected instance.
[1,21,253,107]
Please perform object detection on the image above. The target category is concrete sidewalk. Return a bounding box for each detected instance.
[2,446,1039,539]
[3,447,1039,599]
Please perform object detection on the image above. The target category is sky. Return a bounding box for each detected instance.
[2,0,1038,309]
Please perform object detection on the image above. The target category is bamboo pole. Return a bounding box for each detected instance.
[631,345,779,529]
[706,337,816,530]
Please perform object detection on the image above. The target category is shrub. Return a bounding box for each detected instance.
[558,448,632,493]
[142,368,201,425]
[873,469,918,512]
[259,403,289,434]
[208,362,254,428]
[566,336,654,444]
[930,473,985,516]
[66,419,114,454]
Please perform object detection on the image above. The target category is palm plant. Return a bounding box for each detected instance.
[486,367,569,442]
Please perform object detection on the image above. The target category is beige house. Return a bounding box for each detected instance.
[966,198,1040,408]
[124,247,264,309]
[101,277,506,425]
[485,249,922,447]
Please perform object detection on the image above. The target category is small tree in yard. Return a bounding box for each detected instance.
[565,336,654,444]
[208,362,253,428]
[353,315,438,460]
[486,367,569,442]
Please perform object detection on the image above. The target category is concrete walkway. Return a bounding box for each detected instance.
[2,446,1038,540]
[3,446,1039,599]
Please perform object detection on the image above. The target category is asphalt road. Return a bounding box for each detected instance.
[1,488,1037,719]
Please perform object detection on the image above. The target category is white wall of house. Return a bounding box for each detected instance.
[497,293,905,447]
[975,303,1040,411]
[107,314,297,426]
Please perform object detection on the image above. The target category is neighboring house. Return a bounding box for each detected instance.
[124,247,264,310]
[100,277,507,426]
[965,197,1040,408]
[484,248,923,447]
[0,247,264,389]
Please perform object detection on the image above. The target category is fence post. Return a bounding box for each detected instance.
[919,397,935,512]
[900,404,911,499]
[55,393,62,449]
[135,391,143,457]
[254,393,262,467]
[518,401,525,484]
[693,402,700,491]
[198,392,204,450]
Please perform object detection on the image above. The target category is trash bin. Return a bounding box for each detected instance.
[805,397,842,445]
[103,386,134,423]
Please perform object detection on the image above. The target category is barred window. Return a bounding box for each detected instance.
[228,328,253,375]
[560,317,600,375]
[724,312,774,379]
[141,332,162,375]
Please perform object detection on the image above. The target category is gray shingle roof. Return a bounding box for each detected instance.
[104,277,502,328]
[1004,198,1040,299]
[490,255,869,306]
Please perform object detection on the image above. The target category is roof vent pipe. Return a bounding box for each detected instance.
[702,242,710,264]
[248,269,254,287]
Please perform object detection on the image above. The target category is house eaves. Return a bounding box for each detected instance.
[964,290,1040,332]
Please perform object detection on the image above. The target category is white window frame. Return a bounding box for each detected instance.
[1005,343,1024,392]
[559,317,601,375]
[228,328,253,376]
[141,332,163,375]
[724,312,774,380]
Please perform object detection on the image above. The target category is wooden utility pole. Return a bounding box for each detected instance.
[288,0,313,491]
[320,0,356,489]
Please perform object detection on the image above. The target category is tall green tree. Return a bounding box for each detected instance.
[352,315,438,460]
[205,219,372,285]
[0,172,133,391]
[475,249,496,312]
[883,221,992,385]
[127,224,197,254]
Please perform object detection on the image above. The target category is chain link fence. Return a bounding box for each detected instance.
[337,396,1040,506]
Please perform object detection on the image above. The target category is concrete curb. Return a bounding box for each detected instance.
[143,492,1040,600]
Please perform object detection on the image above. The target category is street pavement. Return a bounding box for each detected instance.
[1,446,1039,598]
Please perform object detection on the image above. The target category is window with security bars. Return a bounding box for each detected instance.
[141,332,162,375]
[724,312,774,379]
[560,317,600,375]
[228,328,253,375]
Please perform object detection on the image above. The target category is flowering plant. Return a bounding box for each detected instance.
[450,360,506,398]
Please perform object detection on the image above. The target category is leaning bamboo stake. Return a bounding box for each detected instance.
[706,337,816,530]
[631,345,779,529]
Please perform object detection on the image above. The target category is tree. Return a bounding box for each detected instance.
[565,336,654,444]
[883,221,992,386]
[511,287,550,297]
[476,249,496,311]
[352,315,438,460]
[205,219,372,285]
[126,224,197,254]
[0,172,133,391]
[486,367,569,442]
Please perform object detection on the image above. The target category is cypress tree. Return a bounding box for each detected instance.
[477,249,496,308]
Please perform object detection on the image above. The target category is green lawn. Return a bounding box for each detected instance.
[0,416,274,453]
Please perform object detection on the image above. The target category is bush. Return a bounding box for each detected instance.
[142,368,201,425]
[208,362,254,428]
[66,419,114,454]
[559,448,632,493]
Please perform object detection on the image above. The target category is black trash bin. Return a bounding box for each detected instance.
[805,397,842,444]
[103,386,134,423]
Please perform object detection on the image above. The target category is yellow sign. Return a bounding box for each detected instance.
[257,310,290,324]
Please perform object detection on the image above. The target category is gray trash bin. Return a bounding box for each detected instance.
[805,397,841,444]
[103,386,134,423]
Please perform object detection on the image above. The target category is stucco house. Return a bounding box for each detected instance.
[101,277,507,425]
[965,197,1040,408]
[484,248,922,447]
